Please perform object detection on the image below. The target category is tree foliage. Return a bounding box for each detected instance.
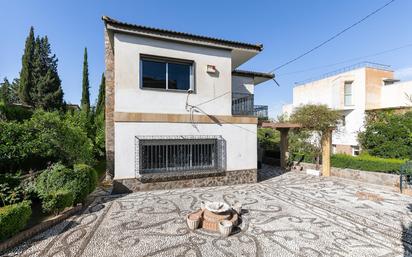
[96,73,105,117]
[81,48,90,113]
[18,27,35,105]
[359,110,412,159]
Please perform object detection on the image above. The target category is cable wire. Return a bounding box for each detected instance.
[268,0,396,73]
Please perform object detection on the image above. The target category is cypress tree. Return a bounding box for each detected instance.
[0,78,11,105]
[32,36,64,110]
[95,73,105,116]
[81,48,90,113]
[19,27,35,105]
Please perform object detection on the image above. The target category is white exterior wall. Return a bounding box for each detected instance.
[112,33,258,179]
[381,81,412,108]
[285,68,367,147]
[114,122,257,179]
[114,33,233,116]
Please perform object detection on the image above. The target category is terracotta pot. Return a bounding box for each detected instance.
[218,220,233,237]
[232,202,242,215]
[187,214,200,230]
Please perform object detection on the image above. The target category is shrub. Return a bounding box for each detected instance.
[258,128,280,151]
[0,200,32,241]
[359,111,412,159]
[42,190,74,214]
[69,164,97,203]
[35,163,74,200]
[0,110,94,173]
[331,154,406,173]
[0,103,33,122]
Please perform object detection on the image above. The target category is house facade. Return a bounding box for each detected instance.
[103,16,273,192]
[283,62,412,156]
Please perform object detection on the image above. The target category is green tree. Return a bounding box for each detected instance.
[81,48,90,113]
[95,73,105,116]
[0,78,11,104]
[18,27,35,105]
[32,36,64,110]
[290,104,341,169]
[10,78,20,104]
[358,111,412,159]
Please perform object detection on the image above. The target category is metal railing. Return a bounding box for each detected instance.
[254,105,268,120]
[135,136,225,174]
[232,93,254,116]
[295,62,392,85]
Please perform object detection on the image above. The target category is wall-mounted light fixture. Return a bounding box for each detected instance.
[207,65,217,74]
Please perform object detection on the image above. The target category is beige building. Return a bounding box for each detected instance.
[283,62,412,155]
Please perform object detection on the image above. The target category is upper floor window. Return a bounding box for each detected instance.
[140,55,193,91]
[344,81,353,106]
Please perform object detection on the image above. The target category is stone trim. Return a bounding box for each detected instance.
[137,170,226,183]
[112,169,257,193]
[104,25,115,179]
[114,112,258,124]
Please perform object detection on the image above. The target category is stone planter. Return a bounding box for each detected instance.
[218,220,233,237]
[187,214,200,230]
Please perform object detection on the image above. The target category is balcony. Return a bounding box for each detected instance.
[232,93,268,119]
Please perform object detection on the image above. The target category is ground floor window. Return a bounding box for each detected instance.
[352,145,360,156]
[135,136,225,174]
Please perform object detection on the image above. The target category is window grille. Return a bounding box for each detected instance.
[135,136,225,175]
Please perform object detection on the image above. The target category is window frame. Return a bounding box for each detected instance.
[139,54,195,93]
[344,81,354,106]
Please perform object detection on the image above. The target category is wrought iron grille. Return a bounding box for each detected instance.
[253,105,268,120]
[135,136,225,174]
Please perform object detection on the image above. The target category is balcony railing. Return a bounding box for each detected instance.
[232,93,268,119]
[254,105,268,120]
[232,93,254,116]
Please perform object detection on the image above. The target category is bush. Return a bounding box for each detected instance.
[42,190,74,214]
[359,111,412,159]
[0,103,33,122]
[0,110,94,173]
[70,164,98,203]
[258,128,280,151]
[0,200,32,241]
[331,154,406,173]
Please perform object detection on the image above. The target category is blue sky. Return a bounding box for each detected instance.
[1,0,411,117]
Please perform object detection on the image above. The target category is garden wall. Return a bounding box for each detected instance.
[292,162,401,188]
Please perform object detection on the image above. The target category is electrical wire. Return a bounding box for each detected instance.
[277,42,412,77]
[268,0,396,73]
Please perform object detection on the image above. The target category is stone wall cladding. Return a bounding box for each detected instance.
[112,169,257,193]
[292,162,400,188]
[104,26,115,179]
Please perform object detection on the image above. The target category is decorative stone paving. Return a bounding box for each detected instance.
[3,165,412,257]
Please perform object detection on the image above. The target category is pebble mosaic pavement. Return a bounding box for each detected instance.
[3,165,412,257]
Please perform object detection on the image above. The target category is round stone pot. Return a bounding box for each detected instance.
[232,202,242,215]
[187,214,200,230]
[218,220,233,237]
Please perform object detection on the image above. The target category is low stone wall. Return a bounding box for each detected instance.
[112,169,257,193]
[292,162,400,188]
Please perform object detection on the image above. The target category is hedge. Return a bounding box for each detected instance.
[42,190,74,214]
[0,200,32,241]
[331,154,406,173]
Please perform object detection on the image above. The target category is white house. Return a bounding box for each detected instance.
[102,16,273,192]
[283,62,412,156]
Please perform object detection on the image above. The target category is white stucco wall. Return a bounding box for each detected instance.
[381,80,412,108]
[285,68,367,147]
[114,122,257,179]
[114,33,233,116]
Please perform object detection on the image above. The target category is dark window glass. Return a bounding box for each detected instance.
[142,60,166,89]
[168,62,191,90]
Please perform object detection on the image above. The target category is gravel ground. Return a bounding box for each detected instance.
[3,165,412,257]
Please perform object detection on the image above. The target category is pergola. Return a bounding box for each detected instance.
[260,122,332,176]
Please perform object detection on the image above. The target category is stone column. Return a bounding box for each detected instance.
[277,128,289,170]
[104,27,115,180]
[321,129,332,177]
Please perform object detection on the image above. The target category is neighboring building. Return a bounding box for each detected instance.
[102,16,273,192]
[283,62,412,156]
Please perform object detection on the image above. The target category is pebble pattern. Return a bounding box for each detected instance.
[3,165,412,257]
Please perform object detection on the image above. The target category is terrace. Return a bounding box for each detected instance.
[5,165,412,257]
